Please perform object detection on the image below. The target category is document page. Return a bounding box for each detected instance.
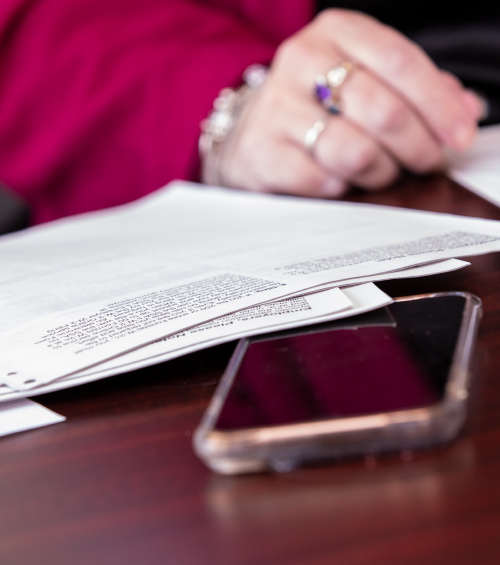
[73,284,390,379]
[449,124,500,206]
[0,399,65,436]
[1,182,500,390]
[0,283,391,402]
[280,258,469,298]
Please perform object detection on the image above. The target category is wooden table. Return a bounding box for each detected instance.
[2,176,500,565]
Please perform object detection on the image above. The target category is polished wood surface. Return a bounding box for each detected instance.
[2,175,500,565]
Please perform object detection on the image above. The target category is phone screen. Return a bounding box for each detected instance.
[215,295,466,431]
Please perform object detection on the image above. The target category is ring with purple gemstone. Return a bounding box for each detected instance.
[314,62,354,114]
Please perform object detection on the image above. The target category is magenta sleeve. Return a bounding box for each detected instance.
[0,0,278,222]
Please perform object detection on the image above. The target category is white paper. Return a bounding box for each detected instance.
[2,181,500,390]
[0,398,65,436]
[47,283,391,379]
[281,258,469,298]
[449,124,500,206]
[0,283,389,402]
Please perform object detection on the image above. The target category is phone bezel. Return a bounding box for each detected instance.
[193,292,482,474]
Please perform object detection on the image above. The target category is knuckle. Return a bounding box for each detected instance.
[382,42,417,78]
[357,163,400,191]
[256,153,323,196]
[322,178,348,198]
[343,141,378,176]
[273,38,293,67]
[375,166,400,188]
[316,7,366,29]
[409,146,444,173]
[370,98,409,134]
[274,35,313,69]
[316,7,347,27]
[286,167,324,195]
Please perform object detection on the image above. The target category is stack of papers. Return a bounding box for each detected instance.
[1,180,498,392]
[2,180,500,434]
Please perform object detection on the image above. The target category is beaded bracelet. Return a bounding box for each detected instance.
[199,64,268,186]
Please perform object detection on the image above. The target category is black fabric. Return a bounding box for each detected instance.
[412,24,500,124]
[317,1,500,123]
[0,184,30,235]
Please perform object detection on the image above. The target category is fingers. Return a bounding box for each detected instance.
[216,8,481,199]
[313,117,400,189]
[272,14,464,178]
[265,66,437,186]
[341,69,445,173]
[314,9,480,150]
[253,144,347,198]
[221,97,347,198]
[242,82,399,192]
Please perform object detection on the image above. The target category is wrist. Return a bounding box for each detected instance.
[199,64,268,186]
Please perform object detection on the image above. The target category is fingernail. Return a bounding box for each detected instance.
[321,178,345,198]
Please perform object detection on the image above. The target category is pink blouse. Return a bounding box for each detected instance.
[0,0,314,223]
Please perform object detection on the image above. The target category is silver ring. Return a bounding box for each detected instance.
[304,120,326,154]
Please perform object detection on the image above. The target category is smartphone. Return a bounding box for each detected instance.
[193,292,482,475]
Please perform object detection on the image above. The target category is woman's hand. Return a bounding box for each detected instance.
[211,9,482,197]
